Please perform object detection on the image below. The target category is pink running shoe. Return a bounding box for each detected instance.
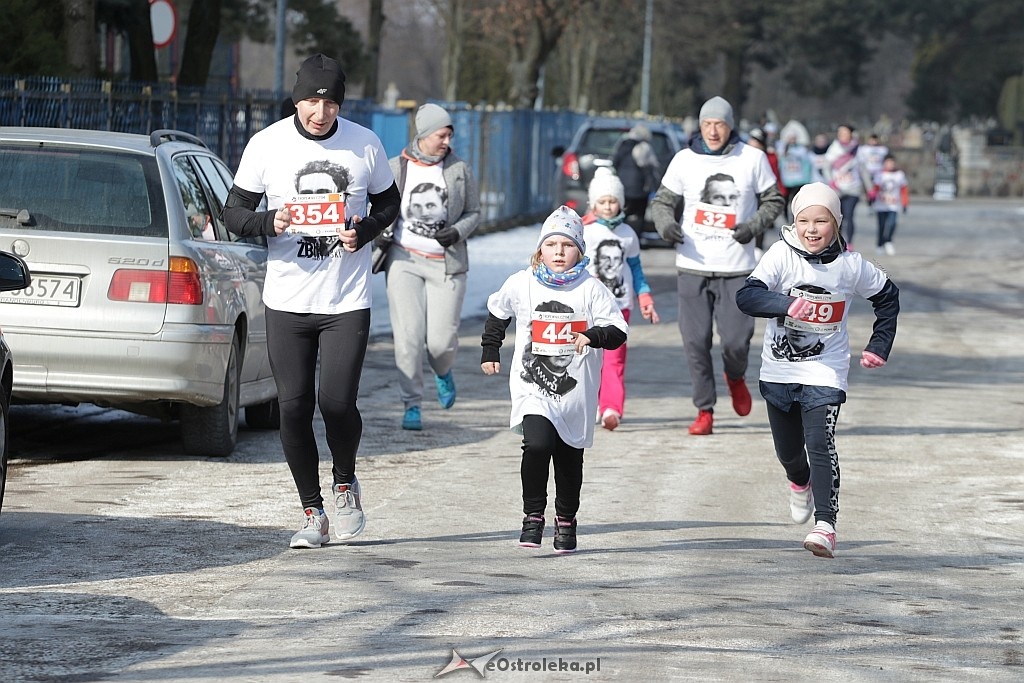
[803,521,836,558]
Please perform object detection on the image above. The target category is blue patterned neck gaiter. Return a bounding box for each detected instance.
[533,256,591,288]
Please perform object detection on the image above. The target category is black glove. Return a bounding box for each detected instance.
[732,222,755,244]
[656,223,683,245]
[373,227,393,250]
[434,226,460,247]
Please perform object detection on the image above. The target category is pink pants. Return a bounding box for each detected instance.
[599,308,631,417]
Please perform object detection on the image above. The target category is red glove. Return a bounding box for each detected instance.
[787,297,816,320]
[860,350,886,369]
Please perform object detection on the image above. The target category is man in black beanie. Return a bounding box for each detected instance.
[222,53,401,550]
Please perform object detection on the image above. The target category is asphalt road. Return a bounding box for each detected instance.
[1,198,1022,682]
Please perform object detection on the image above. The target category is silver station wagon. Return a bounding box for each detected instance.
[0,127,278,456]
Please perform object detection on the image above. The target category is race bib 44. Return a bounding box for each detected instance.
[531,312,588,356]
[285,193,347,236]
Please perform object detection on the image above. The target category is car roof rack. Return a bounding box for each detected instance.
[150,129,209,149]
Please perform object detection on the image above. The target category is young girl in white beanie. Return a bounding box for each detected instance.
[582,168,660,430]
[736,182,900,558]
[481,206,628,553]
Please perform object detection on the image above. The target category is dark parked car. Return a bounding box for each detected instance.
[552,117,687,246]
[0,249,32,516]
[0,127,278,457]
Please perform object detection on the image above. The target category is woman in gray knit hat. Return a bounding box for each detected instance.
[374,104,481,431]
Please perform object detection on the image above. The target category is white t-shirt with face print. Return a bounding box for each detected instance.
[394,160,447,256]
[233,117,395,314]
[583,221,641,311]
[749,241,889,391]
[660,143,777,274]
[487,269,627,449]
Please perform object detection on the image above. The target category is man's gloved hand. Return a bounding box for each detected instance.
[434,226,460,247]
[657,223,683,245]
[732,222,755,244]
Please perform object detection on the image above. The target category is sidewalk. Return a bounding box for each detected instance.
[1,198,1022,682]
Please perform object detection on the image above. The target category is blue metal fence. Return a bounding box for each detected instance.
[0,77,587,228]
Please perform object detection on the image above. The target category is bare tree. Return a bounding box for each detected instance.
[62,0,97,77]
[365,0,384,101]
[177,0,223,87]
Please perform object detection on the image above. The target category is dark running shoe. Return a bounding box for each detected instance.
[518,515,545,548]
[553,516,577,554]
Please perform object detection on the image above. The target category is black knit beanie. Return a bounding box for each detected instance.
[292,54,346,106]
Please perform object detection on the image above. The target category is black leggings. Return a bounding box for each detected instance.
[520,415,584,519]
[765,401,841,526]
[266,306,370,510]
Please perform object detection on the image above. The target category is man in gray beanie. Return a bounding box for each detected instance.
[650,95,784,436]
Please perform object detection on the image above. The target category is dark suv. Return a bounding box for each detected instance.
[552,117,687,245]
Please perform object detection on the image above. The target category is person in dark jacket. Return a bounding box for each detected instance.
[612,124,660,238]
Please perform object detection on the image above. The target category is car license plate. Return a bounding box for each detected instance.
[0,275,82,307]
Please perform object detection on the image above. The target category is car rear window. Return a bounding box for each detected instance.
[579,127,678,165]
[0,144,166,237]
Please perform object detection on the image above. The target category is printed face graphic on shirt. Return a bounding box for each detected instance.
[404,182,448,237]
[292,160,353,259]
[595,239,625,298]
[770,284,829,361]
[522,299,581,398]
[700,173,740,211]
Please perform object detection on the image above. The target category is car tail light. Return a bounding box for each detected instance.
[565,199,579,211]
[107,256,204,305]
[561,151,580,180]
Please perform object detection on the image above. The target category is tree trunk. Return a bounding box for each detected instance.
[125,0,158,82]
[442,0,464,102]
[721,47,746,122]
[177,0,222,87]
[63,0,97,78]
[507,14,564,109]
[366,0,384,101]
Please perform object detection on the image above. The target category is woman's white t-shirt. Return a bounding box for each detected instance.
[232,117,395,314]
[487,269,627,448]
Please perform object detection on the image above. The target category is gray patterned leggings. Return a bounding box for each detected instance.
[765,401,841,526]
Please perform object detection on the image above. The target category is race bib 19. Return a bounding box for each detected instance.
[531,311,588,356]
[285,193,347,236]
[785,287,846,334]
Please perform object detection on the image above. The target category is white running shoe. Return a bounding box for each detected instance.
[884,242,896,255]
[332,478,366,542]
[789,481,814,524]
[803,521,837,558]
[290,508,330,548]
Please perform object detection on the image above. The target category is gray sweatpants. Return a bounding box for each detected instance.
[385,247,467,409]
[676,272,754,412]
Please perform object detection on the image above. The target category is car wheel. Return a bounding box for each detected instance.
[245,398,280,430]
[181,336,239,457]
[0,388,8,516]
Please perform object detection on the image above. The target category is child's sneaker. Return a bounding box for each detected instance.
[553,516,577,554]
[601,408,620,431]
[518,515,545,548]
[289,508,330,548]
[803,521,837,558]
[402,406,422,431]
[435,371,456,409]
[724,374,752,416]
[332,478,365,542]
[688,409,713,435]
[789,481,814,524]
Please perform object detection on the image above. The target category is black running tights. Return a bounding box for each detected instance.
[520,415,584,519]
[266,307,370,510]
